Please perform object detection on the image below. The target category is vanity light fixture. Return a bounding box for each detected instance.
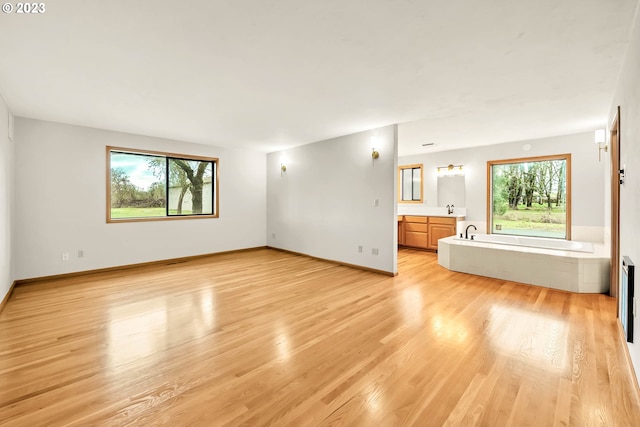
[437,164,464,175]
[595,129,607,162]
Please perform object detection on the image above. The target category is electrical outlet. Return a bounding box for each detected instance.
[272,233,276,239]
[358,245,363,253]
[371,248,379,256]
[78,250,84,258]
[62,252,69,261]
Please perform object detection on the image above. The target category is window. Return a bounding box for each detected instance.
[398,164,423,203]
[487,154,571,239]
[107,147,218,222]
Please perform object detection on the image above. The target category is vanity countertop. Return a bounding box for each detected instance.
[398,214,465,220]
[397,206,466,218]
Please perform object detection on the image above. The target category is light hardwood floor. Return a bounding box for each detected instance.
[1,248,639,426]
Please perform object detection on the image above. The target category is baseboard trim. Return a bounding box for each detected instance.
[0,281,17,315]
[617,318,640,402]
[15,246,269,286]
[13,245,395,290]
[268,246,396,277]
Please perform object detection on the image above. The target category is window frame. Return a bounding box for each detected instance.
[486,154,571,239]
[107,146,219,223]
[398,164,424,204]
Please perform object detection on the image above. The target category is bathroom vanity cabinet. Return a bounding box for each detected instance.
[398,215,462,251]
[428,217,458,250]
[403,216,428,248]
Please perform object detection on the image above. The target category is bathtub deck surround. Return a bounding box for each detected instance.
[438,236,609,293]
[461,233,594,253]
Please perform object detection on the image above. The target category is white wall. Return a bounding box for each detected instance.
[13,118,267,280]
[267,125,398,274]
[608,4,640,383]
[399,132,605,242]
[0,95,13,303]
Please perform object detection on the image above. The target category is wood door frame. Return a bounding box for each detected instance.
[610,106,621,304]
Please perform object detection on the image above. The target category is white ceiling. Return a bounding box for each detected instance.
[0,0,637,156]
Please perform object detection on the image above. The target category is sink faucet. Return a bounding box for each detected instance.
[446,204,454,215]
[465,224,477,239]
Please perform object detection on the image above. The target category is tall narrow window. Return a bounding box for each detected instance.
[487,154,571,239]
[108,147,218,222]
[398,164,423,203]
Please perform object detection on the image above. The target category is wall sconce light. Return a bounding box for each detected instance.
[437,164,464,175]
[595,129,607,162]
[370,136,380,160]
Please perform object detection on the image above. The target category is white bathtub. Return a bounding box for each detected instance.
[439,235,609,293]
[460,234,594,253]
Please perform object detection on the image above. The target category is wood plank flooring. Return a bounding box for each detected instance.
[1,248,639,426]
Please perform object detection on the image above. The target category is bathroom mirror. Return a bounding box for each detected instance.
[437,175,465,207]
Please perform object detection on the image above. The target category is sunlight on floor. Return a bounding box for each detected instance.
[488,304,569,372]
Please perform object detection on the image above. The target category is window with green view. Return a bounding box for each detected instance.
[107,147,218,222]
[488,154,571,239]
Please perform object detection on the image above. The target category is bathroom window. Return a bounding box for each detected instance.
[398,164,423,203]
[487,154,571,239]
[107,147,218,222]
